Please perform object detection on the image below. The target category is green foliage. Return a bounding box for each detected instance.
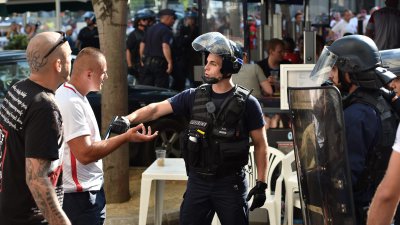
[4,34,29,50]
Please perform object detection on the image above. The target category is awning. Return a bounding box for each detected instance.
[0,0,92,15]
[0,0,93,30]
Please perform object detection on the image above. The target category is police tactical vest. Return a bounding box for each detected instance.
[344,89,398,191]
[182,84,252,176]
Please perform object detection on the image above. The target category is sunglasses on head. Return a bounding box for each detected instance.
[43,31,67,59]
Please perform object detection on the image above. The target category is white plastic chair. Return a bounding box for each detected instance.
[247,146,285,225]
[282,150,301,225]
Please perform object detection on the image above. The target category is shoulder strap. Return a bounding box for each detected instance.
[192,84,212,119]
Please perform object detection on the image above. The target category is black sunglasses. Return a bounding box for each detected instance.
[43,31,67,58]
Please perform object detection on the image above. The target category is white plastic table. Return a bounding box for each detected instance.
[138,158,188,225]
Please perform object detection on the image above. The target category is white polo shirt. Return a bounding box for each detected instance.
[55,83,103,193]
[392,124,400,153]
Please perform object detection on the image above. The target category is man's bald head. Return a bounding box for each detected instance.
[72,47,105,77]
[27,31,69,73]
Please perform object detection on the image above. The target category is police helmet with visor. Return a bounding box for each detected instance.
[310,35,396,89]
[83,11,96,24]
[192,32,243,84]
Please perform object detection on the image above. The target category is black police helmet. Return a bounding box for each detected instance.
[327,35,381,73]
[135,12,152,20]
[328,35,398,89]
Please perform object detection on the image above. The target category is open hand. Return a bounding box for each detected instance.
[126,123,158,142]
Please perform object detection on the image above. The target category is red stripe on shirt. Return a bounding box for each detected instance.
[63,83,76,93]
[70,151,83,192]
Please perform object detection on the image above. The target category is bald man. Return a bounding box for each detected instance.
[55,47,158,225]
[0,32,72,225]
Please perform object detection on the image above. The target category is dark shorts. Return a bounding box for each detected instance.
[63,187,106,225]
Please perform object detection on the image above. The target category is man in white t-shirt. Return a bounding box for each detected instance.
[328,9,355,40]
[55,47,158,225]
[367,75,400,225]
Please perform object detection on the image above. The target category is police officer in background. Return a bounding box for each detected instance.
[126,12,151,84]
[111,32,268,225]
[311,35,398,224]
[170,10,201,91]
[140,9,175,88]
[76,12,100,50]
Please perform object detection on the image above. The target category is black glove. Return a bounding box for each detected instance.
[380,87,396,102]
[110,116,130,134]
[127,66,137,76]
[246,181,267,211]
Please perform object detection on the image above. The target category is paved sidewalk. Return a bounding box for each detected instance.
[104,167,302,225]
[105,167,186,225]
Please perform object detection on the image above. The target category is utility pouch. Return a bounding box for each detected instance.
[187,133,202,167]
[219,140,249,166]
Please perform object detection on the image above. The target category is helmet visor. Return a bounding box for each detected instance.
[192,32,234,56]
[310,47,338,85]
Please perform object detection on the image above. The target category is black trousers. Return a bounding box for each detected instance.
[179,170,249,225]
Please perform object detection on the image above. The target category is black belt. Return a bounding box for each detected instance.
[145,56,166,65]
[192,167,244,180]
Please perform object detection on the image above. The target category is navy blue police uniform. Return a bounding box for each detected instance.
[168,85,265,225]
[141,22,173,88]
[344,88,397,225]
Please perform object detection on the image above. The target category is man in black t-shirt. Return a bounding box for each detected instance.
[0,32,72,225]
[256,38,291,129]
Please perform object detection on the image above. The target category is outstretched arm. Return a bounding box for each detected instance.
[367,151,400,225]
[126,100,173,124]
[26,158,71,225]
[67,124,158,165]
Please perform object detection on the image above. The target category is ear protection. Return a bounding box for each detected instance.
[220,55,242,75]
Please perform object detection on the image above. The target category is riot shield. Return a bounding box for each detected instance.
[288,86,356,225]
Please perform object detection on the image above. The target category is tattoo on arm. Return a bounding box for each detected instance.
[26,158,71,225]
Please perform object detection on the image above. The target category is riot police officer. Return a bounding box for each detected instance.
[126,12,152,84]
[110,32,268,225]
[76,12,99,50]
[310,35,398,224]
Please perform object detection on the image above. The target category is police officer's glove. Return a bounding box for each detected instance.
[110,116,130,134]
[246,181,267,211]
[128,66,136,76]
[380,87,397,102]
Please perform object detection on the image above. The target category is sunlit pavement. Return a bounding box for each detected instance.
[105,167,185,225]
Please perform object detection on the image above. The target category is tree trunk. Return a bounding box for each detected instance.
[92,0,130,203]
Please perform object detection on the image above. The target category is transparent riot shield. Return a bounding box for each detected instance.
[288,86,356,225]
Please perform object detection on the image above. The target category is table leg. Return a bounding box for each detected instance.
[139,177,152,225]
[155,180,166,225]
